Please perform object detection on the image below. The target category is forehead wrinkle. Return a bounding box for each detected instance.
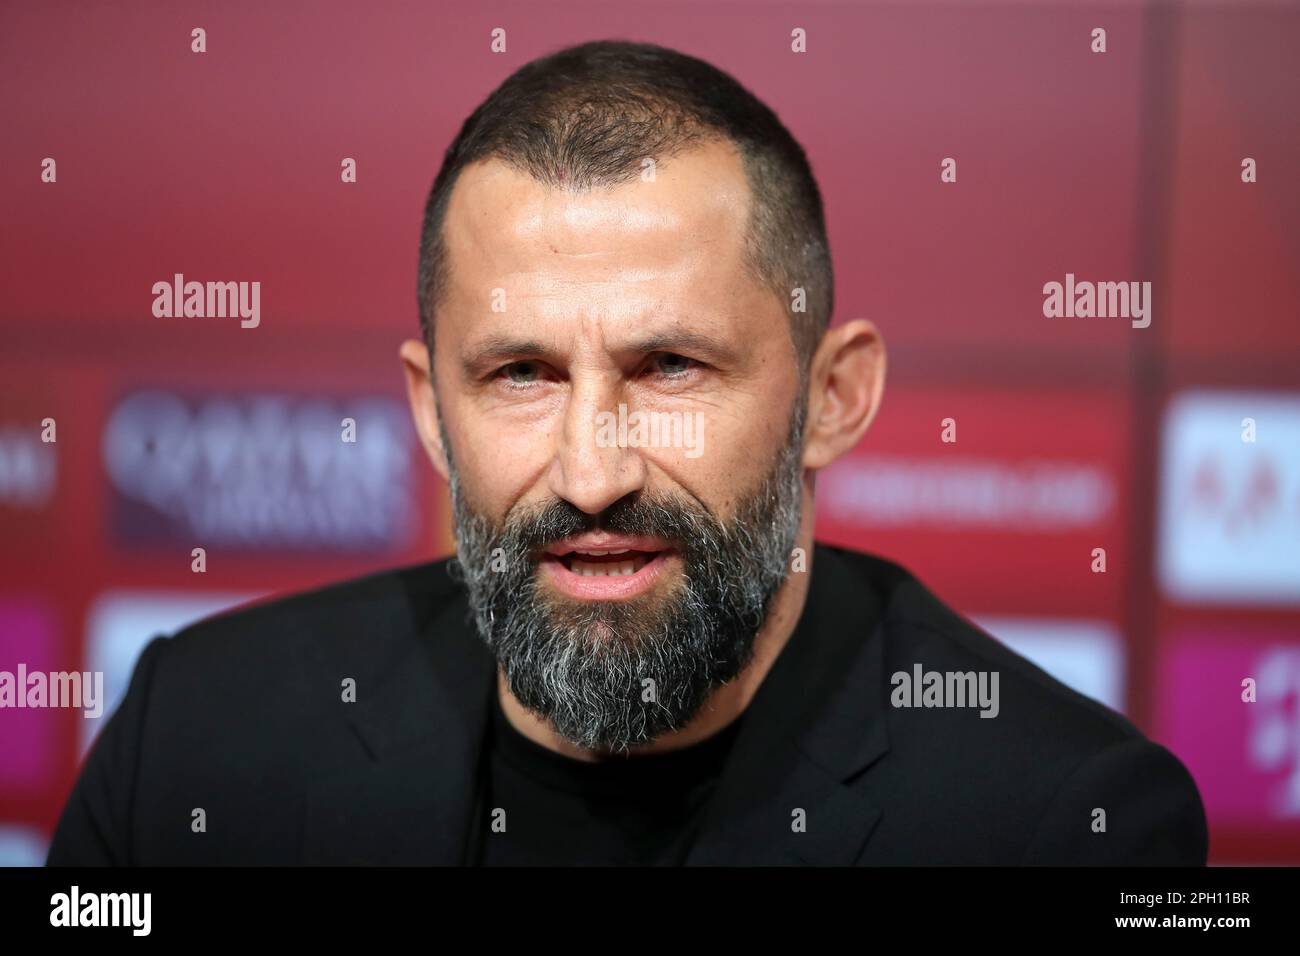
[442,146,762,337]
[453,149,749,262]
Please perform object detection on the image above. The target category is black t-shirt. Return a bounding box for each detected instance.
[470,690,745,866]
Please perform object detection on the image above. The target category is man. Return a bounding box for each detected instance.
[48,40,1206,866]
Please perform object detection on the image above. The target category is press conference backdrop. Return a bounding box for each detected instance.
[1,1,1297,865]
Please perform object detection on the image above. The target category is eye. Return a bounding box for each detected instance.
[649,353,697,377]
[498,361,542,385]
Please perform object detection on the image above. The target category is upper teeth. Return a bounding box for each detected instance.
[570,557,642,576]
[574,549,629,556]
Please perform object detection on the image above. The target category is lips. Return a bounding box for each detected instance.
[541,536,676,599]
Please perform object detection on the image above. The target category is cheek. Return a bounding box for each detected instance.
[645,399,795,506]
[450,417,551,510]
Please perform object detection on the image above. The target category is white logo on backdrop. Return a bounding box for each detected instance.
[1158,392,1300,605]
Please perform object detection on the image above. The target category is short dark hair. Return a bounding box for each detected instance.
[417,39,833,371]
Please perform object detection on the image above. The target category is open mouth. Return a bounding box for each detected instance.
[541,538,676,599]
[558,549,656,577]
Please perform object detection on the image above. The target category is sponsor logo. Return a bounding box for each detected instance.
[822,455,1114,530]
[103,390,418,552]
[1158,391,1300,604]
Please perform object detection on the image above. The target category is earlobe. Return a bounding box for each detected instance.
[800,319,886,472]
[398,339,451,483]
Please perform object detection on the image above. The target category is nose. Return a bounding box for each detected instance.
[547,377,648,515]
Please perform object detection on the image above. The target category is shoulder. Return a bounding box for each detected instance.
[128,557,466,764]
[50,558,471,864]
[820,543,1140,746]
[156,557,462,673]
[815,544,1207,864]
[165,556,462,647]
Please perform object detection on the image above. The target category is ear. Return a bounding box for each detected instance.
[801,319,886,471]
[399,338,451,484]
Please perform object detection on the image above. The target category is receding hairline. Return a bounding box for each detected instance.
[426,137,800,355]
[416,40,834,371]
[435,136,761,282]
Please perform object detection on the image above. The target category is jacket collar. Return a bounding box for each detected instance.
[303,544,890,865]
[683,544,891,864]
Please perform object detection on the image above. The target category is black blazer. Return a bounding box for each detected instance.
[47,544,1207,865]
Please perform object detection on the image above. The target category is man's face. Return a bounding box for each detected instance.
[421,140,808,750]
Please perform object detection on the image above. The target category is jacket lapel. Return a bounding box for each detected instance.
[685,545,891,865]
[302,592,495,865]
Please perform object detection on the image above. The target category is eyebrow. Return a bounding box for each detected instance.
[462,336,551,372]
[461,328,741,375]
[622,329,741,366]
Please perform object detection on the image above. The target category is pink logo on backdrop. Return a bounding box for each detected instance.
[0,599,58,794]
[1158,634,1300,824]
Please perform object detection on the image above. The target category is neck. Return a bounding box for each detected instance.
[498,500,817,762]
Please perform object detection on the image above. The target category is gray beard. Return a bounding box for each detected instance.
[443,403,805,752]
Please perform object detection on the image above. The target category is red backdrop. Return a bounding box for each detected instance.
[1,0,1297,865]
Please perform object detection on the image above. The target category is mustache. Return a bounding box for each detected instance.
[495,491,721,557]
